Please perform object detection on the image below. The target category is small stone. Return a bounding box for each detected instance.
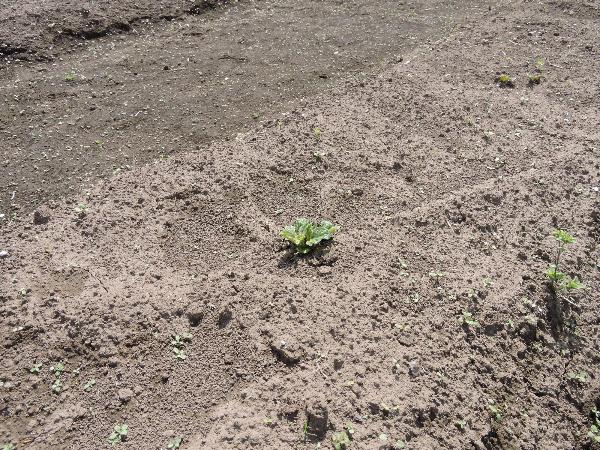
[118,388,134,403]
[351,187,364,196]
[0,250,9,258]
[408,360,421,377]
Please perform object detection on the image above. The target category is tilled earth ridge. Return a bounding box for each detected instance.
[0,0,229,58]
[1,0,600,449]
[0,0,485,215]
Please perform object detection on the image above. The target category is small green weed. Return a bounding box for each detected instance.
[51,378,62,394]
[496,73,514,87]
[167,436,183,449]
[488,402,503,423]
[173,348,187,361]
[460,311,480,328]
[545,230,584,291]
[171,333,192,361]
[567,371,588,383]
[83,379,96,392]
[280,219,338,254]
[2,443,16,450]
[589,408,600,444]
[74,203,88,217]
[332,430,351,450]
[313,127,322,141]
[302,421,309,442]
[65,72,76,82]
[30,363,42,374]
[456,419,467,430]
[108,424,128,445]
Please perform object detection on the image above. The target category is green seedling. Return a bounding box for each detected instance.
[535,58,545,72]
[489,402,503,423]
[280,219,338,254]
[65,72,76,82]
[173,348,187,360]
[528,74,542,85]
[428,270,446,284]
[589,409,600,444]
[167,436,183,449]
[302,421,309,442]
[30,363,42,374]
[567,371,588,383]
[313,127,322,140]
[2,443,16,450]
[545,230,584,291]
[108,424,128,445]
[83,379,96,391]
[171,333,192,348]
[496,73,514,87]
[51,362,65,376]
[456,419,468,430]
[313,151,325,162]
[74,203,88,217]
[482,278,494,288]
[460,311,480,328]
[332,430,351,450]
[51,378,62,394]
[394,441,407,449]
[171,333,192,361]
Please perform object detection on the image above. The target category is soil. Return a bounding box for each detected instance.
[0,0,476,215]
[1,0,600,450]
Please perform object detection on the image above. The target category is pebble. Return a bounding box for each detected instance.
[0,250,9,258]
[408,360,421,377]
[118,388,134,403]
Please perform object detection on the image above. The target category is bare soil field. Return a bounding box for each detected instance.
[1,0,600,449]
[0,0,478,214]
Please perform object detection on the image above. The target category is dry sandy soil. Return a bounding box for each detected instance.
[1,0,600,449]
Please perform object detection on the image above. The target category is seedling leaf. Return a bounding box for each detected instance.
[280,218,338,254]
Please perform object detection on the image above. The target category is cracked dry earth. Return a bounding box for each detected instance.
[1,0,600,449]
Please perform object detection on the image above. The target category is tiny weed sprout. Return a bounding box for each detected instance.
[331,430,351,450]
[173,347,187,361]
[545,230,584,291]
[108,424,128,445]
[496,73,514,88]
[30,363,42,374]
[83,379,96,391]
[302,420,309,441]
[280,219,338,254]
[171,332,192,361]
[589,409,600,444]
[394,440,407,449]
[51,378,62,393]
[567,371,588,383]
[2,443,16,450]
[74,203,88,217]
[456,419,467,430]
[167,436,183,449]
[65,72,76,82]
[460,311,480,328]
[488,402,503,423]
[429,270,446,286]
[528,74,542,85]
[313,127,322,140]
